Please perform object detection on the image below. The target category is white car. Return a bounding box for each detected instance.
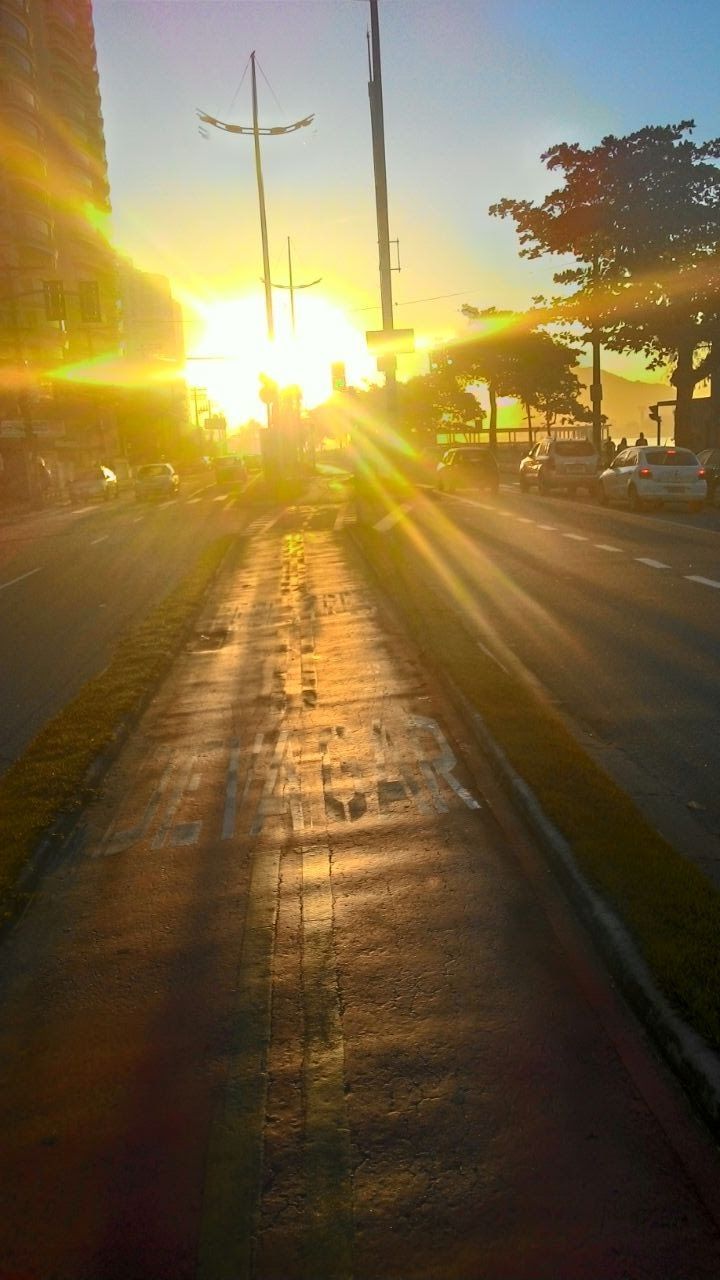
[597,445,706,512]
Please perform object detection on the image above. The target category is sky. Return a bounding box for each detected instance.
[92,0,720,425]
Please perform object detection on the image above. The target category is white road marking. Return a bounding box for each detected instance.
[0,566,41,592]
[595,543,623,552]
[374,503,412,532]
[477,639,510,674]
[686,574,720,590]
[90,535,109,546]
[186,497,202,504]
[635,557,670,570]
[132,515,143,523]
[563,533,588,541]
[515,517,535,524]
[537,524,557,531]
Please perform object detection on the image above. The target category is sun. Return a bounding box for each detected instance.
[186,292,377,425]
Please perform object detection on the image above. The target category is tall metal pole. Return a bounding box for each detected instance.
[368,0,396,401]
[287,236,295,336]
[590,251,603,454]
[251,52,274,342]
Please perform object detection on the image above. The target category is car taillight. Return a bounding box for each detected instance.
[638,467,652,478]
[698,467,706,478]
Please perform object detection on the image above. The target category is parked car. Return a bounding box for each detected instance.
[436,446,499,495]
[597,445,706,512]
[214,454,248,488]
[519,436,598,496]
[696,448,720,504]
[69,464,118,504]
[134,462,180,501]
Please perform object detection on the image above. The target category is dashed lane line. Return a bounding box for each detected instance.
[537,523,557,531]
[562,533,589,541]
[90,534,109,546]
[686,574,720,590]
[595,543,623,553]
[374,502,413,532]
[0,566,41,592]
[635,558,671,570]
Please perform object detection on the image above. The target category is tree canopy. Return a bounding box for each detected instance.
[491,121,720,445]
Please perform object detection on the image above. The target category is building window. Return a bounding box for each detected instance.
[0,10,30,43]
[23,213,52,241]
[1,41,32,75]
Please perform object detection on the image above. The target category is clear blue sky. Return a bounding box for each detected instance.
[93,0,720,408]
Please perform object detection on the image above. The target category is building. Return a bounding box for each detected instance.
[115,260,190,463]
[0,0,120,497]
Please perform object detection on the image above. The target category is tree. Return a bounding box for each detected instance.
[452,308,585,447]
[491,122,720,446]
[398,372,483,448]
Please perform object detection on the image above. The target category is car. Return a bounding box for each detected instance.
[134,462,180,501]
[69,464,118,504]
[519,436,599,496]
[597,445,707,512]
[436,446,499,495]
[696,448,720,505]
[214,454,248,488]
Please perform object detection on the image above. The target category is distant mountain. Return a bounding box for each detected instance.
[575,368,674,437]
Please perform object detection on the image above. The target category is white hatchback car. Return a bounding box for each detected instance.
[597,445,707,512]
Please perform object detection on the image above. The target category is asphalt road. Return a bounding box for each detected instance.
[0,480,248,771]
[1,488,720,1278]
[415,478,720,881]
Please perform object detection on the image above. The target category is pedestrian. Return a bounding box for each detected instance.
[617,436,628,452]
[602,437,615,467]
[635,431,648,446]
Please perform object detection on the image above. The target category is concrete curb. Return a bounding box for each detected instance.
[461,691,720,1137]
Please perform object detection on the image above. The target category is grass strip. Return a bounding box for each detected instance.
[0,534,235,923]
[350,515,720,1054]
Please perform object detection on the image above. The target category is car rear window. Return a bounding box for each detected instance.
[644,449,698,467]
[554,440,595,457]
[138,464,169,478]
[457,450,492,463]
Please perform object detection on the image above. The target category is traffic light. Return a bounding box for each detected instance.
[331,360,346,392]
[79,280,101,323]
[42,280,66,321]
[648,405,660,423]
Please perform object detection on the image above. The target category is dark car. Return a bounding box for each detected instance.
[134,462,180,501]
[214,454,248,488]
[436,446,499,495]
[697,448,720,504]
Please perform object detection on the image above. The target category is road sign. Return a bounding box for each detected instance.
[365,328,415,355]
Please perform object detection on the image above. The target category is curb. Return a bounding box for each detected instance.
[459,688,720,1137]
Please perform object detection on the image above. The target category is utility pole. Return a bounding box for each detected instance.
[197,60,314,346]
[590,252,603,455]
[367,0,397,408]
[266,238,321,336]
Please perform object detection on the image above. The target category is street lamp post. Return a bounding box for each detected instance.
[197,56,314,346]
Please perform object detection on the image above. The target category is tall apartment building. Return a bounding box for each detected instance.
[0,0,120,491]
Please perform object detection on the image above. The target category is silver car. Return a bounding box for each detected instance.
[519,437,599,496]
[134,462,180,501]
[69,464,118,504]
[597,445,706,512]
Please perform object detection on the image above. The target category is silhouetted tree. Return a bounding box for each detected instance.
[491,122,720,446]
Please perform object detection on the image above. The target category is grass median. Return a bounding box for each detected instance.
[350,508,720,1057]
[0,533,235,925]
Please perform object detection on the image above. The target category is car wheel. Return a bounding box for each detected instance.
[538,469,551,496]
[628,484,645,512]
[519,475,529,493]
[598,482,609,506]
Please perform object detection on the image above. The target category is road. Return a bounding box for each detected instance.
[412,478,720,881]
[0,480,247,771]
[1,485,720,1279]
